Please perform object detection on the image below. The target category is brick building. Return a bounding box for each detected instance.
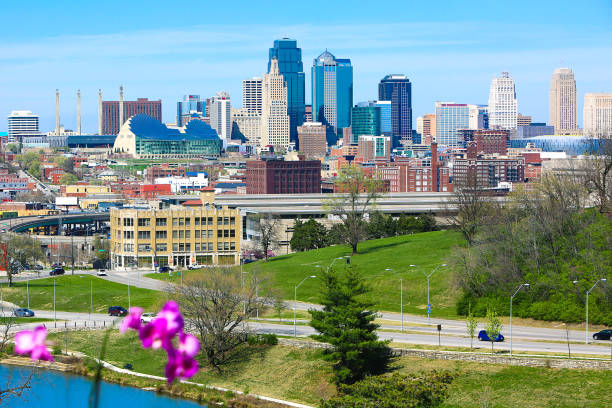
[458,129,509,155]
[297,122,327,158]
[453,142,525,188]
[103,98,162,135]
[245,157,321,194]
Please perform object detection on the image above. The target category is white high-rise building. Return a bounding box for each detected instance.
[209,92,232,144]
[584,93,612,137]
[260,57,290,148]
[231,108,261,146]
[7,110,40,143]
[242,77,262,114]
[488,72,517,131]
[549,68,577,135]
[468,104,488,130]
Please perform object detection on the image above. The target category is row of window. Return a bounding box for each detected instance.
[122,216,236,227]
[121,229,236,240]
[123,242,236,253]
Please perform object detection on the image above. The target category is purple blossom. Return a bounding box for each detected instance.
[164,348,199,384]
[120,307,143,333]
[178,331,200,358]
[155,301,184,336]
[14,326,54,362]
[139,318,173,350]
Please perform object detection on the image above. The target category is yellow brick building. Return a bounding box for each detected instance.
[109,202,241,269]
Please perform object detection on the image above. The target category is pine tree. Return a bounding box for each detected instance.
[309,266,392,384]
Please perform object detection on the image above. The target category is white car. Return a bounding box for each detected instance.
[141,313,156,324]
[96,269,107,276]
[187,263,203,270]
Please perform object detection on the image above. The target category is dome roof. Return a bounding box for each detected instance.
[126,114,219,141]
[316,50,335,63]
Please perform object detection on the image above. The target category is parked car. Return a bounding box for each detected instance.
[96,269,107,276]
[13,308,35,317]
[593,329,612,340]
[49,267,65,276]
[108,306,128,316]
[158,266,173,273]
[478,330,505,342]
[140,313,156,324]
[187,263,203,270]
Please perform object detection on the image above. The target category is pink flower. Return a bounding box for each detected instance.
[165,348,199,384]
[139,318,173,350]
[177,331,200,358]
[120,307,143,333]
[14,326,54,362]
[155,301,184,336]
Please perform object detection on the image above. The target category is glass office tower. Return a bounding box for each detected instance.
[268,38,305,146]
[351,102,381,144]
[435,102,470,147]
[378,74,412,147]
[312,50,353,144]
[176,95,205,127]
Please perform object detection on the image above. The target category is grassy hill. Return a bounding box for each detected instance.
[246,230,463,318]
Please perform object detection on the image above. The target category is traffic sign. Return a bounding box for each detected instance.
[427,304,431,314]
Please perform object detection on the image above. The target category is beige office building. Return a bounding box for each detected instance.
[584,93,612,137]
[297,122,327,157]
[260,57,290,148]
[109,193,241,269]
[549,68,577,135]
[232,108,262,146]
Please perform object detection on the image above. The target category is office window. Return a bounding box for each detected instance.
[137,218,150,227]
[179,230,184,239]
[173,243,178,251]
[195,217,200,226]
[155,231,167,239]
[137,231,151,240]
[156,243,167,252]
[123,231,134,239]
[230,230,236,238]
[208,243,213,251]
[230,242,236,250]
[185,230,190,239]
[173,230,178,238]
[217,217,222,225]
[172,218,178,226]
[230,217,236,225]
[207,217,213,225]
[195,230,200,238]
[185,218,190,226]
[208,230,213,238]
[195,243,200,251]
[217,230,223,238]
[185,243,191,252]
[156,218,167,226]
[179,218,185,226]
[123,218,134,227]
[217,242,223,251]
[179,243,185,251]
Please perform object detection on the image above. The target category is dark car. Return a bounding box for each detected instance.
[158,266,173,273]
[593,329,612,340]
[108,306,128,316]
[478,330,505,342]
[13,308,35,317]
[49,267,65,276]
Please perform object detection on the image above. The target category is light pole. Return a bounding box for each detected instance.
[585,278,607,344]
[26,278,29,309]
[411,263,446,324]
[294,275,316,338]
[53,276,56,328]
[386,268,403,331]
[327,257,346,272]
[510,283,529,356]
[127,273,131,310]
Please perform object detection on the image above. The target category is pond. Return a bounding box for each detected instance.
[0,365,205,407]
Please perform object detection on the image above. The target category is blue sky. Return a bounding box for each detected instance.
[1,0,611,133]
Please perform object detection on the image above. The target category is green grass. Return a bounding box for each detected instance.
[0,317,55,324]
[51,330,611,407]
[1,275,164,313]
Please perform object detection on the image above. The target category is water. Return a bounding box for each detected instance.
[0,365,205,408]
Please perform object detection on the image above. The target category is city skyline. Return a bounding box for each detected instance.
[1,1,611,133]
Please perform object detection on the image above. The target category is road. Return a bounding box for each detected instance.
[4,269,611,356]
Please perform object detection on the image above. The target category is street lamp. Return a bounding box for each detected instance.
[411,263,446,323]
[385,268,404,331]
[294,275,316,338]
[510,283,530,356]
[327,257,346,272]
[585,278,607,344]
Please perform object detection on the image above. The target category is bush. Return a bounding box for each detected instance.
[247,334,278,346]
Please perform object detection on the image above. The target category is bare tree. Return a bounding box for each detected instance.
[0,314,17,353]
[582,136,612,213]
[1,233,44,287]
[173,267,268,370]
[251,214,280,262]
[325,166,383,255]
[0,371,34,403]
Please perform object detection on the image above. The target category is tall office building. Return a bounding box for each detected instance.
[209,92,232,143]
[378,74,412,146]
[351,102,381,144]
[549,68,577,135]
[312,50,353,142]
[297,122,327,158]
[468,105,488,130]
[268,38,305,145]
[584,93,612,136]
[260,58,290,148]
[7,111,40,143]
[242,77,262,114]
[517,114,532,127]
[488,72,517,130]
[374,101,392,137]
[422,113,436,140]
[435,102,470,147]
[231,108,261,146]
[176,95,206,127]
[102,98,162,135]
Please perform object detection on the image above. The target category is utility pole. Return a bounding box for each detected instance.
[71,232,75,275]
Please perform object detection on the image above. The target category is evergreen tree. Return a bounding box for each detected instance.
[309,267,392,384]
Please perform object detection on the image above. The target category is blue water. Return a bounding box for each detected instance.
[0,365,205,407]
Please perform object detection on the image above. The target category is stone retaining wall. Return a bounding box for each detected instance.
[278,338,612,370]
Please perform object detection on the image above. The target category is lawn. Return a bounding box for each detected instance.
[1,275,164,314]
[148,230,464,318]
[49,330,611,407]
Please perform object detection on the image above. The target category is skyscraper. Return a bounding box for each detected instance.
[435,102,470,147]
[102,97,162,135]
[312,50,353,143]
[378,74,412,146]
[209,92,232,144]
[584,93,612,137]
[549,68,577,135]
[351,102,381,144]
[488,72,517,131]
[177,95,206,127]
[268,38,305,145]
[242,77,262,114]
[261,58,290,148]
[7,111,40,143]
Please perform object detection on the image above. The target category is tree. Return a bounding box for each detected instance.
[91,235,109,265]
[484,308,503,354]
[320,371,455,408]
[251,214,279,262]
[465,303,478,350]
[0,234,44,287]
[582,137,612,213]
[5,143,19,154]
[290,218,329,252]
[325,166,384,255]
[59,173,78,185]
[309,266,392,384]
[173,267,267,370]
[367,211,397,239]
